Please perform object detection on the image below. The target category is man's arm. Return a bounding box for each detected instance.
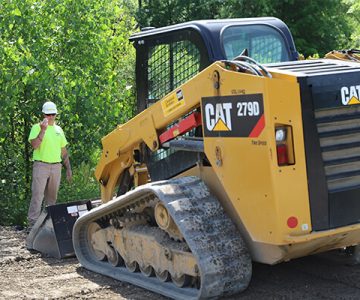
[61,147,72,183]
[30,119,48,149]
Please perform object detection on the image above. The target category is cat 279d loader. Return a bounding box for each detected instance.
[69,18,360,299]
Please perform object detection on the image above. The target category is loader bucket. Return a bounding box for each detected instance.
[26,200,92,259]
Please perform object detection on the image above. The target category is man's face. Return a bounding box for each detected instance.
[44,114,56,122]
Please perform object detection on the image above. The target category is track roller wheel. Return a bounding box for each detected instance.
[172,274,192,288]
[155,270,171,282]
[108,246,124,267]
[155,203,170,229]
[125,261,139,272]
[140,265,154,277]
[87,222,106,261]
[154,202,183,241]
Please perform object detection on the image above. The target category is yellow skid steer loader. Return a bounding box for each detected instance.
[27,18,360,299]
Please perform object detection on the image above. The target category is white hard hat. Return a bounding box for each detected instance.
[42,101,57,114]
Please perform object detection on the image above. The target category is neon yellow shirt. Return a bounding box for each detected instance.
[28,124,68,163]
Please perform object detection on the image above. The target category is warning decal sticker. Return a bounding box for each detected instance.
[202,94,265,137]
[161,89,185,117]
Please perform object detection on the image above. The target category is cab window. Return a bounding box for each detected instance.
[222,25,291,63]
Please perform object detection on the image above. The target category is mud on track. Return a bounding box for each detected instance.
[1,225,360,299]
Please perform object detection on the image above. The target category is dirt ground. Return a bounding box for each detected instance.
[1,226,360,300]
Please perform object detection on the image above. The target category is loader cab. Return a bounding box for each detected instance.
[129,18,298,181]
[129,17,298,112]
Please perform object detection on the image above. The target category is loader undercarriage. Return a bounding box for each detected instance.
[87,200,199,288]
[73,177,252,299]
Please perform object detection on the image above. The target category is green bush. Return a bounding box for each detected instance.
[57,162,101,203]
[0,0,137,225]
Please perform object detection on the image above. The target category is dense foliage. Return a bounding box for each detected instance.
[0,0,358,225]
[345,0,360,48]
[0,0,137,225]
[137,0,359,56]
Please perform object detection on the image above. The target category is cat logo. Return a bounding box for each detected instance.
[202,94,265,138]
[341,85,360,105]
[204,103,232,131]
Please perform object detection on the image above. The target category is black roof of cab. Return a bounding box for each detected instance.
[129,18,299,62]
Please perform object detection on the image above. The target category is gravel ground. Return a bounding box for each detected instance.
[1,225,360,299]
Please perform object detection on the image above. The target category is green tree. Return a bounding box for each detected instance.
[269,0,352,56]
[344,0,360,48]
[0,0,137,225]
[137,0,354,56]
[137,0,223,27]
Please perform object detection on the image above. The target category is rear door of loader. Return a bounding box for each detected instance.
[291,60,360,230]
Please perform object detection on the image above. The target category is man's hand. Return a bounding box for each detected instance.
[30,119,47,149]
[66,168,73,183]
[62,147,72,183]
[40,118,48,131]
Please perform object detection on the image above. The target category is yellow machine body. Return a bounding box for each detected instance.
[94,60,360,265]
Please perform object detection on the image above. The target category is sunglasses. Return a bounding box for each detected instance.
[45,114,56,116]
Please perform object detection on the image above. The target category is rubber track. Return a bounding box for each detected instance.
[73,176,252,299]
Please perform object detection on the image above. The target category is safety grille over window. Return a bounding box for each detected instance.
[251,36,283,63]
[146,39,202,176]
[148,40,201,104]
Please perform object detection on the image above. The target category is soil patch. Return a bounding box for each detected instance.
[1,226,360,299]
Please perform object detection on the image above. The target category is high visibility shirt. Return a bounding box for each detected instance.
[28,124,68,163]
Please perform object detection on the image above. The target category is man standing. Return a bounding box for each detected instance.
[27,101,72,228]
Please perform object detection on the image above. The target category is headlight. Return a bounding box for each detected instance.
[275,128,286,142]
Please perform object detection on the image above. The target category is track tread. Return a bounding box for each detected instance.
[73,176,251,299]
